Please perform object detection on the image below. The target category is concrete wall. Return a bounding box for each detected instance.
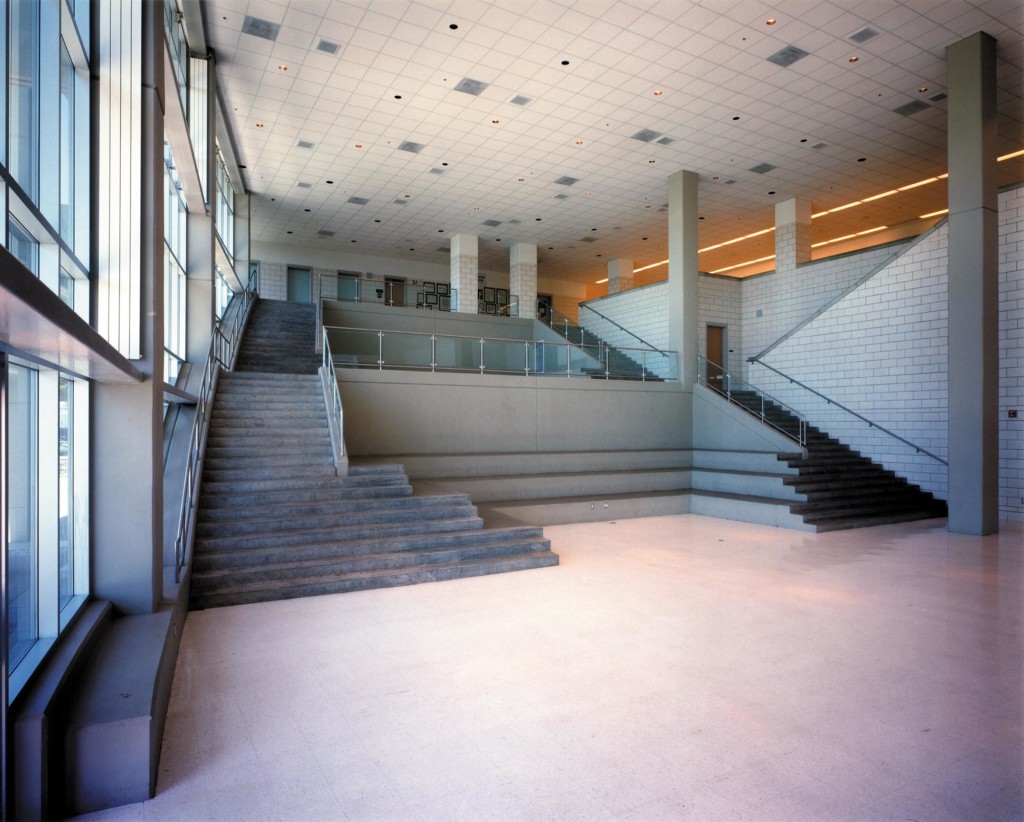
[337,370,692,456]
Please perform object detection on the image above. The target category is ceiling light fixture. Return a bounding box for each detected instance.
[849,56,859,62]
[766,18,777,25]
[711,254,776,274]
[595,278,608,284]
[919,209,949,219]
[278,64,288,71]
[998,148,1024,161]
[256,122,264,128]
[654,90,663,96]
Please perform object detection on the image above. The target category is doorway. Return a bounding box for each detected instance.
[385,276,405,307]
[286,267,311,302]
[706,325,726,387]
[537,293,553,324]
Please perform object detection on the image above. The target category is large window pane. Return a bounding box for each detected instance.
[59,41,75,246]
[58,378,73,610]
[8,365,38,669]
[9,0,40,202]
[9,217,39,275]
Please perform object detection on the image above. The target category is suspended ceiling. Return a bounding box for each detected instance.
[201,0,1024,284]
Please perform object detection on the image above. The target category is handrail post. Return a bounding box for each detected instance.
[479,338,485,374]
[642,349,647,381]
[524,340,530,376]
[378,330,383,369]
[604,343,610,379]
[431,334,436,372]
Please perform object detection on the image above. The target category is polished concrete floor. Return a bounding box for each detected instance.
[76,515,1022,821]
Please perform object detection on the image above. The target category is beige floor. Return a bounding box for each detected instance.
[76,515,1022,821]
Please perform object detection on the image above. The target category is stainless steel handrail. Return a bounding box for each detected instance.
[698,355,807,446]
[323,324,679,381]
[173,276,257,583]
[321,326,346,470]
[749,359,948,465]
[578,303,670,357]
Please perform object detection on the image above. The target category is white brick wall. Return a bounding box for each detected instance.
[576,186,1023,520]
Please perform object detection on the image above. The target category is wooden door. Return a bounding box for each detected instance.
[706,325,725,387]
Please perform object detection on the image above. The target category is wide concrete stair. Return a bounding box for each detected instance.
[234,298,322,374]
[726,389,947,531]
[190,370,557,609]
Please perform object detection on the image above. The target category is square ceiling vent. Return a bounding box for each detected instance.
[631,129,662,143]
[749,163,777,174]
[316,39,340,54]
[454,77,489,96]
[347,196,369,205]
[398,141,425,153]
[767,45,809,68]
[553,176,579,186]
[893,100,931,117]
[241,16,279,41]
[510,95,531,106]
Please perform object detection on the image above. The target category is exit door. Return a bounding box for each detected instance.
[385,277,405,307]
[287,267,311,302]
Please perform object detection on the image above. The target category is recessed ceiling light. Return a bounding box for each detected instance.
[354,143,362,148]
[394,94,402,99]
[256,122,264,128]
[918,87,928,93]
[648,159,655,164]
[653,90,663,96]
[561,60,569,65]
[849,56,859,62]
[303,208,311,212]
[518,177,524,181]
[584,192,592,196]
[535,218,541,221]
[278,65,288,72]
[766,18,777,25]
[732,116,740,121]
[857,157,866,162]
[442,162,449,166]
[491,119,500,124]
[642,237,648,240]
[449,23,458,29]
[326,180,334,184]
[575,140,583,145]
[286,230,293,234]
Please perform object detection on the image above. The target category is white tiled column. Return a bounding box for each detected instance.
[608,258,633,294]
[510,242,537,318]
[774,198,811,273]
[668,170,699,386]
[450,233,478,314]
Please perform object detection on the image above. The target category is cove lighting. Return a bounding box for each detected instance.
[711,254,776,274]
[595,277,609,284]
[999,148,1024,161]
[919,209,949,219]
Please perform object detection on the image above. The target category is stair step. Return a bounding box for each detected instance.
[195,515,485,552]
[196,499,476,536]
[191,537,552,589]
[194,525,547,570]
[199,474,410,495]
[199,484,413,508]
[189,551,560,609]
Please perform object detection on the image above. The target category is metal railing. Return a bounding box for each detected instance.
[749,360,948,465]
[698,355,807,446]
[318,272,457,310]
[173,276,257,583]
[321,326,346,471]
[324,325,678,381]
[579,303,671,359]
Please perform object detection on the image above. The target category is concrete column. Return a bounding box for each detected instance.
[607,258,633,294]
[774,198,811,271]
[510,243,537,318]
[92,0,165,613]
[667,170,699,386]
[186,209,214,362]
[450,233,478,314]
[947,32,998,535]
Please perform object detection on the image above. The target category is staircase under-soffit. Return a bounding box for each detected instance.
[189,298,558,609]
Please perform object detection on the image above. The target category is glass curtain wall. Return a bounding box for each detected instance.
[4,0,92,692]
[215,146,234,260]
[164,143,188,384]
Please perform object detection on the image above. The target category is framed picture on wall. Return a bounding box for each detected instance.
[485,302,497,314]
[426,292,438,305]
[496,288,508,305]
[437,282,450,295]
[440,295,451,311]
[484,287,495,302]
[416,293,425,307]
[424,282,436,293]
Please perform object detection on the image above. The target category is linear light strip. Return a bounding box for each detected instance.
[632,149,1020,275]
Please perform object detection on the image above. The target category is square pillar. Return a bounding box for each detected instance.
[946,32,998,534]
[450,234,478,314]
[608,258,633,294]
[668,170,699,386]
[774,198,811,272]
[510,243,537,318]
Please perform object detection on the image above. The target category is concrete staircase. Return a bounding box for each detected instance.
[234,298,322,374]
[190,305,557,609]
[727,389,947,531]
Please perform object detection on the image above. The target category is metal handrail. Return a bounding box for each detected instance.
[698,355,807,446]
[173,278,257,583]
[321,326,345,469]
[749,359,948,465]
[578,303,670,357]
[323,324,679,381]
